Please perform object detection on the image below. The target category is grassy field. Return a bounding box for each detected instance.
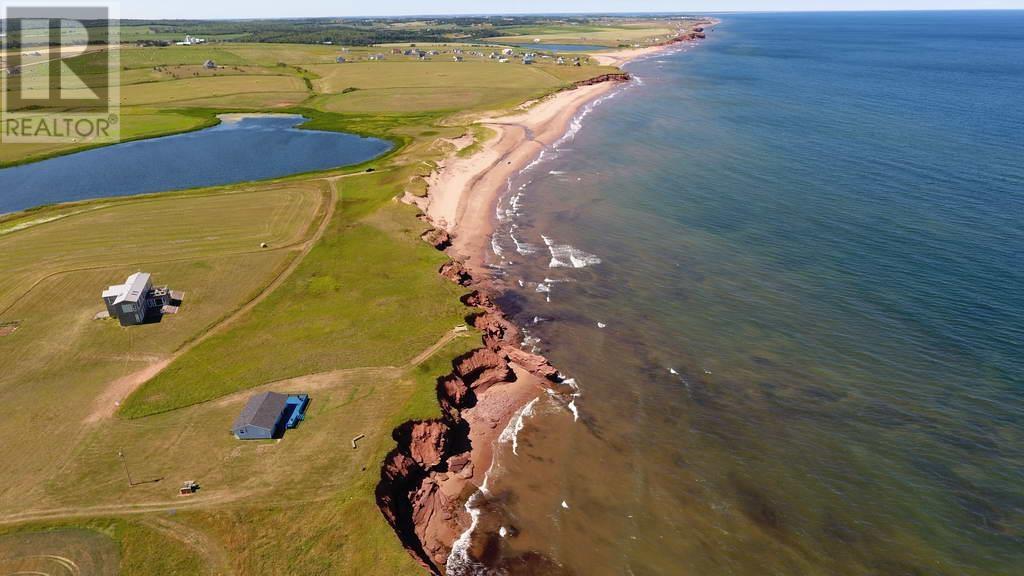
[487,21,677,46]
[121,169,469,417]
[0,184,325,512]
[308,59,617,113]
[0,519,206,575]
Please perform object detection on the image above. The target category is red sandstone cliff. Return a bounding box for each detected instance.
[376,224,566,574]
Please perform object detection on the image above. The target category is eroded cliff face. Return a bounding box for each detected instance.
[376,228,561,574]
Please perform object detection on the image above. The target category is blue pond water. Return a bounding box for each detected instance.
[0,115,391,214]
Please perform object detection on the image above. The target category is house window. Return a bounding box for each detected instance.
[121,304,134,313]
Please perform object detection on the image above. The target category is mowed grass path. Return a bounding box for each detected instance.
[121,169,469,417]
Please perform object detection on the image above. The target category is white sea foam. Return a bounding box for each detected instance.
[498,397,540,456]
[490,234,504,257]
[510,229,537,255]
[446,483,488,575]
[542,235,602,268]
[448,397,542,573]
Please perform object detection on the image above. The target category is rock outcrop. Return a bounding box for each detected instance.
[421,228,453,250]
[439,260,472,286]
[571,72,631,88]
[376,226,569,574]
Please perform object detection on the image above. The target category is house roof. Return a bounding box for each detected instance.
[233,392,288,432]
[114,272,150,305]
[103,272,151,304]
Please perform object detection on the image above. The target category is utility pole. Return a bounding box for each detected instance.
[118,449,134,487]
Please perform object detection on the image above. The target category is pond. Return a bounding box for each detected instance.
[0,114,392,214]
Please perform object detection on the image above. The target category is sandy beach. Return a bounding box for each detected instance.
[425,79,620,271]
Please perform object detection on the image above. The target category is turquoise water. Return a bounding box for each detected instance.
[463,12,1024,575]
[0,115,391,214]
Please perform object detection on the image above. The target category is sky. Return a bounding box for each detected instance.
[115,1,1024,19]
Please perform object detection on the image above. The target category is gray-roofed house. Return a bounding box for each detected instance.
[232,392,310,440]
[101,272,183,326]
[232,392,288,439]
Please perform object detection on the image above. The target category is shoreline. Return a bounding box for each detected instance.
[380,20,716,574]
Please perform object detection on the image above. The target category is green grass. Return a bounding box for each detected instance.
[0,184,324,513]
[307,59,616,114]
[0,519,205,576]
[120,169,468,418]
[457,124,496,158]
[486,22,675,47]
[0,183,322,308]
[396,335,480,424]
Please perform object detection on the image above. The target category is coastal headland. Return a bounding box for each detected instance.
[0,15,712,575]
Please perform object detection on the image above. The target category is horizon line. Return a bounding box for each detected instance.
[5,8,1017,22]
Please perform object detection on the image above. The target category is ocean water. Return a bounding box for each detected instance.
[460,12,1024,575]
[0,115,391,214]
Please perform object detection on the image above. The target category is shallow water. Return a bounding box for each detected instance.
[0,115,391,214]
[464,11,1024,575]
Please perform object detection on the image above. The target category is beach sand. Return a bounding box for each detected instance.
[426,80,620,271]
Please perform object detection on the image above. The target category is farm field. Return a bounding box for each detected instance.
[487,21,678,46]
[309,59,618,113]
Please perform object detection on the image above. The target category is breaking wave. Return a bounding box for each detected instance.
[542,235,602,268]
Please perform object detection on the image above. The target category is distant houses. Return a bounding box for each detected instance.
[101,272,183,326]
[232,392,310,440]
[176,34,207,46]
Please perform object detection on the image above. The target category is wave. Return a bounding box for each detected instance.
[542,235,602,268]
[447,397,541,574]
[498,397,540,456]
